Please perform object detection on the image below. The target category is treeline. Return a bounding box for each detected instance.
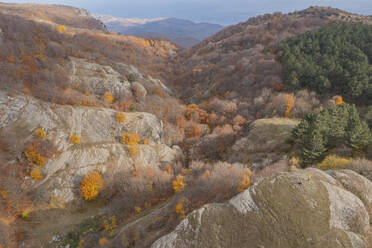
[279,23,372,103]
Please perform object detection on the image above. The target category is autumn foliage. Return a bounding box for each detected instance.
[30,167,43,180]
[80,171,104,201]
[34,128,46,139]
[121,133,140,145]
[70,134,81,144]
[172,175,185,193]
[237,168,252,192]
[103,92,114,104]
[115,112,126,123]
[284,94,295,118]
[24,145,46,166]
[317,155,350,170]
[336,96,343,105]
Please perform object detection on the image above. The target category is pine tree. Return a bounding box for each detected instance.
[301,125,327,165]
[345,119,372,151]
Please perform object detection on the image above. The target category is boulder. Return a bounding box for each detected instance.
[152,168,371,248]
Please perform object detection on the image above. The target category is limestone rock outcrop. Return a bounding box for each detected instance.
[152,168,371,248]
[0,91,182,203]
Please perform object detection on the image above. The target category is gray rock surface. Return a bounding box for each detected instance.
[70,58,133,100]
[152,168,371,248]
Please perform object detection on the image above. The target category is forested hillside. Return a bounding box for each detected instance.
[279,23,372,103]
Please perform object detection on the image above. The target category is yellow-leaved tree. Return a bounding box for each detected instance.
[57,25,67,33]
[172,175,185,193]
[80,171,104,201]
[237,168,252,192]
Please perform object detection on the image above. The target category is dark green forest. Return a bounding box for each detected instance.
[278,23,372,103]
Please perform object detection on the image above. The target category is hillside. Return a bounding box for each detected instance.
[96,15,224,48]
[0,4,371,248]
[0,3,107,31]
[168,6,372,120]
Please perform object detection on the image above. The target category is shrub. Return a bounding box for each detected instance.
[57,25,67,33]
[21,210,30,220]
[103,215,118,233]
[115,112,126,123]
[237,168,252,192]
[30,168,43,180]
[185,123,202,138]
[24,145,46,166]
[317,155,351,170]
[34,128,46,139]
[129,103,137,112]
[121,133,140,145]
[127,73,136,83]
[80,171,104,201]
[70,135,81,144]
[172,175,185,193]
[175,197,189,219]
[103,92,114,104]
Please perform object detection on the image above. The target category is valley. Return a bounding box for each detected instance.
[0,3,371,248]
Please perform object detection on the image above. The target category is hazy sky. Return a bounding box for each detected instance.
[2,0,372,25]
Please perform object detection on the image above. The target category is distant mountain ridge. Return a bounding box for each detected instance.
[95,15,224,48]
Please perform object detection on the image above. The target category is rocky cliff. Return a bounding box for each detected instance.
[0,90,182,204]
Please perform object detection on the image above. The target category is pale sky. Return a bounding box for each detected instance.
[2,0,372,25]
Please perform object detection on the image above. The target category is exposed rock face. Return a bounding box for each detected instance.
[70,58,133,100]
[228,118,298,165]
[0,91,182,203]
[152,168,371,248]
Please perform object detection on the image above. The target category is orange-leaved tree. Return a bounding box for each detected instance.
[237,168,252,192]
[80,171,104,201]
[172,175,185,193]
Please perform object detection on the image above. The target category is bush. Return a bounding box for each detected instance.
[127,73,136,83]
[115,112,126,123]
[70,135,81,145]
[172,175,185,193]
[34,128,46,139]
[103,92,114,104]
[129,103,137,112]
[237,168,252,192]
[30,168,43,180]
[24,145,46,166]
[121,133,140,145]
[80,171,104,201]
[316,155,351,170]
